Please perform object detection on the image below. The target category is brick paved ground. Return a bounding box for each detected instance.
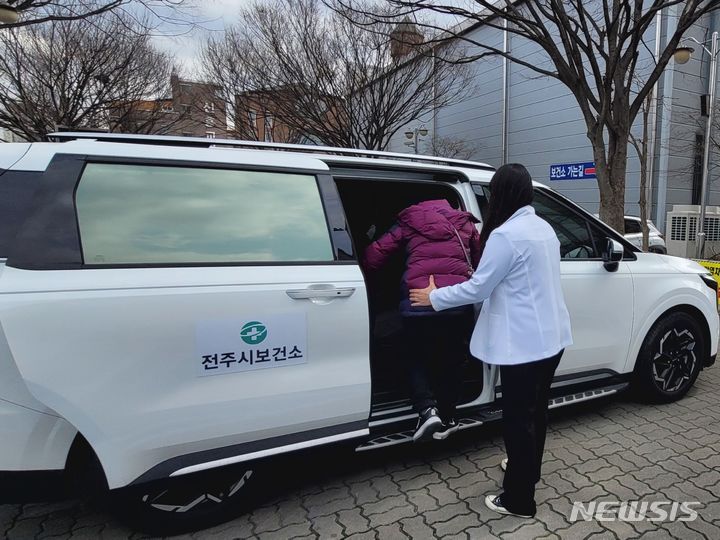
[2,364,720,540]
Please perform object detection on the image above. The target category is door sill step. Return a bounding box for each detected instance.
[356,416,484,452]
[356,382,629,452]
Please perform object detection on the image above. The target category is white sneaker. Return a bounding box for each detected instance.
[484,494,534,518]
[501,458,508,472]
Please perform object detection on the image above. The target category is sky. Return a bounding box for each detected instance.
[151,0,467,79]
[152,0,246,77]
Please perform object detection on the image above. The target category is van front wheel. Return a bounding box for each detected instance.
[633,312,704,403]
[113,466,260,535]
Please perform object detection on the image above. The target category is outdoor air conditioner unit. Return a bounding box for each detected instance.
[666,205,720,259]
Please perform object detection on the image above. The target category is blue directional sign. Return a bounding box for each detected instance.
[549,162,597,181]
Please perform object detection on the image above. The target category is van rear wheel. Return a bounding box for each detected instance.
[112,466,260,535]
[633,312,704,403]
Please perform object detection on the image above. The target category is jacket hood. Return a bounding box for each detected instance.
[398,199,478,241]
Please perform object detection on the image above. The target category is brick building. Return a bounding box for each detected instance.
[109,73,228,139]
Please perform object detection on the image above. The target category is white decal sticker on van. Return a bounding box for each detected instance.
[195,313,307,376]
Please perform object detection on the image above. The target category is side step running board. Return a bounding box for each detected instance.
[356,416,484,452]
[548,382,628,409]
[355,382,629,452]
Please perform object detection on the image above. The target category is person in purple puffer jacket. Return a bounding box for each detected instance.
[364,199,481,442]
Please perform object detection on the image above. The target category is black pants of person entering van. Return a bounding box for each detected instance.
[404,310,474,420]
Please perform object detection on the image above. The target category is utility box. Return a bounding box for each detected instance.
[666,205,720,258]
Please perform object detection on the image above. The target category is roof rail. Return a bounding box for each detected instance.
[47,132,495,172]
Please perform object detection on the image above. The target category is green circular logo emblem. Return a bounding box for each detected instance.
[240,321,267,345]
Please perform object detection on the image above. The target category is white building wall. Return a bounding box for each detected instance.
[387,7,720,233]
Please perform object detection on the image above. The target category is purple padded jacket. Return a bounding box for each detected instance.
[363,199,481,316]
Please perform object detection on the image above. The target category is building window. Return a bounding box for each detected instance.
[182,132,193,137]
[206,131,216,139]
[248,110,257,130]
[204,102,215,113]
[161,103,174,113]
[75,163,333,264]
[179,83,191,92]
[182,104,191,114]
[205,116,214,127]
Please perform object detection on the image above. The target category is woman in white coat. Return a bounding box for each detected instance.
[409,163,572,518]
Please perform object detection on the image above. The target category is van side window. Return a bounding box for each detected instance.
[75,163,333,265]
[532,190,600,259]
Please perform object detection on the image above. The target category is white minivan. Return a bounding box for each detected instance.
[0,133,717,533]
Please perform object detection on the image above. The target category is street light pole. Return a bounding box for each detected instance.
[696,31,719,259]
[0,3,19,24]
[404,126,428,154]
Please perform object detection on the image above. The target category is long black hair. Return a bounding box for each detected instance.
[478,163,534,255]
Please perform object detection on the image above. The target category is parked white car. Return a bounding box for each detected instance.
[594,214,667,253]
[623,216,667,253]
[0,133,717,534]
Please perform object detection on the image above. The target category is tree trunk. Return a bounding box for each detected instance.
[592,131,627,234]
[639,125,650,252]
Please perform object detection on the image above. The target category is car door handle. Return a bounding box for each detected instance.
[286,287,356,300]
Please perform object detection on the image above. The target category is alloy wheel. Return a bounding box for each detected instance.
[140,470,253,513]
[652,328,697,393]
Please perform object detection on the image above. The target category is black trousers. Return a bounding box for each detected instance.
[500,350,563,515]
[404,312,473,418]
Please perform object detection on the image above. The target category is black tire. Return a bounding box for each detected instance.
[649,246,667,254]
[111,465,262,536]
[633,311,705,403]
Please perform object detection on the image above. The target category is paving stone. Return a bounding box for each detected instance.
[5,517,45,540]
[360,494,407,517]
[366,505,416,529]
[344,531,376,540]
[306,496,357,519]
[375,523,409,539]
[430,460,463,480]
[406,488,439,513]
[399,516,435,539]
[688,470,720,490]
[423,502,470,525]
[310,515,344,539]
[348,480,380,505]
[464,525,498,539]
[426,485,461,506]
[256,522,313,539]
[501,522,552,540]
[615,474,658,497]
[554,520,605,539]
[431,512,484,537]
[191,520,255,540]
[394,471,443,492]
[335,508,370,536]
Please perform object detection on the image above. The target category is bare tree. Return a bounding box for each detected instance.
[0,1,196,31]
[629,92,653,251]
[337,0,720,232]
[0,11,182,140]
[427,135,479,159]
[202,0,472,150]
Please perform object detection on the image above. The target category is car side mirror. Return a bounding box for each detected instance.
[603,238,624,272]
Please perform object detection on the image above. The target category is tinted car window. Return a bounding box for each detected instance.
[0,171,42,258]
[624,219,642,234]
[532,190,600,259]
[76,163,333,264]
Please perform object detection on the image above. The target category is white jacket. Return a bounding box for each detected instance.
[429,206,572,365]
